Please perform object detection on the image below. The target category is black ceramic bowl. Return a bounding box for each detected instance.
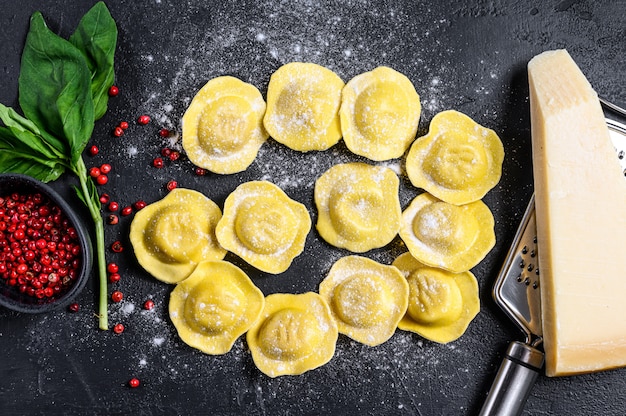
[0,173,92,313]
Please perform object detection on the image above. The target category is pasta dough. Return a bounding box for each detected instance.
[406,110,504,205]
[340,66,421,161]
[399,192,495,273]
[263,62,344,151]
[319,255,409,346]
[216,181,311,274]
[129,188,226,284]
[246,292,338,377]
[314,162,401,252]
[182,76,268,174]
[393,252,479,344]
[169,260,264,355]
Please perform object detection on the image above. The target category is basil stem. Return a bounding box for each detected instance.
[75,158,108,330]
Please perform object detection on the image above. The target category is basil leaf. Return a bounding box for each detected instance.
[0,131,66,182]
[18,12,95,166]
[74,175,101,212]
[0,103,65,159]
[69,2,118,121]
[73,185,88,206]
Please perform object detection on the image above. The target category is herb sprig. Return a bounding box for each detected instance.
[0,2,117,330]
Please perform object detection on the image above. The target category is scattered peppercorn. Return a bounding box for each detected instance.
[159,128,170,137]
[96,174,108,185]
[108,272,121,283]
[89,167,101,178]
[152,157,164,169]
[100,164,112,174]
[108,201,119,212]
[166,180,178,192]
[113,126,124,137]
[128,378,140,388]
[107,214,119,225]
[113,323,125,334]
[99,194,110,204]
[161,148,172,158]
[111,241,124,253]
[111,290,123,302]
[133,200,147,211]
[143,299,155,310]
[168,150,180,162]
[68,303,80,313]
[121,206,132,216]
[107,263,119,274]
[88,145,99,156]
[137,115,151,125]
[119,121,129,130]
[108,85,119,96]
[194,167,207,176]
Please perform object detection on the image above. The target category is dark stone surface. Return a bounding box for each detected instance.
[0,1,624,415]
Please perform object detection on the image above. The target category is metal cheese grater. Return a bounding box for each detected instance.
[479,104,626,416]
[478,195,544,416]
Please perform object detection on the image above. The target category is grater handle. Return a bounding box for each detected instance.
[478,341,545,416]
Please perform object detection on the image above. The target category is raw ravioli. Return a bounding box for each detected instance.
[216,181,311,274]
[399,192,495,273]
[314,162,401,252]
[263,62,344,151]
[406,110,504,205]
[393,252,479,344]
[246,292,338,377]
[340,66,421,161]
[169,260,264,355]
[319,255,409,346]
[182,76,268,174]
[129,188,226,284]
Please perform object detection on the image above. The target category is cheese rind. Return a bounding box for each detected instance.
[528,49,626,376]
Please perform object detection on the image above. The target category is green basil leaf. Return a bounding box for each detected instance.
[74,175,101,212]
[69,2,118,121]
[0,134,66,182]
[73,184,88,206]
[0,103,65,159]
[18,12,95,165]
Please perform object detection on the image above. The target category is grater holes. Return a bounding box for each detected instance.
[515,232,540,288]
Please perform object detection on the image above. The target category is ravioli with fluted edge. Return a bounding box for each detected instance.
[182,76,268,174]
[216,181,311,274]
[169,260,264,355]
[399,192,495,273]
[246,292,338,377]
[392,252,479,344]
[129,188,226,284]
[319,255,409,346]
[406,110,504,205]
[263,62,344,152]
[314,162,401,253]
[340,66,421,161]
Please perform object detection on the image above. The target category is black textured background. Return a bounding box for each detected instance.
[1,1,625,415]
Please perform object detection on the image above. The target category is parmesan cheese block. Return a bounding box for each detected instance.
[528,49,626,376]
